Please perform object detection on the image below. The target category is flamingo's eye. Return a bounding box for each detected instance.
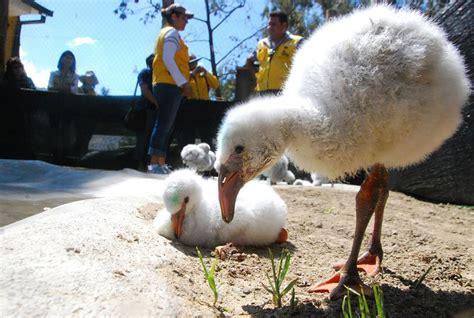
[235,145,244,154]
[184,196,189,203]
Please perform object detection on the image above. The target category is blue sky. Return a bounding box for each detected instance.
[20,0,268,95]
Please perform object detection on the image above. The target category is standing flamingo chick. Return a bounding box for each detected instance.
[154,169,288,247]
[215,5,470,300]
[261,155,295,184]
[180,143,216,172]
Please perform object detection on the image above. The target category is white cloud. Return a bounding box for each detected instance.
[66,37,97,48]
[20,47,51,89]
[19,47,28,58]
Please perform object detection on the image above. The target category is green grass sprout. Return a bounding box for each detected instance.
[342,284,385,318]
[262,248,298,308]
[342,288,353,318]
[290,287,298,314]
[196,247,219,306]
[413,265,433,289]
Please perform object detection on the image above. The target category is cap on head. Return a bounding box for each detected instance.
[162,3,194,19]
[188,54,202,65]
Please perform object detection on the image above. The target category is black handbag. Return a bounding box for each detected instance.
[124,79,147,132]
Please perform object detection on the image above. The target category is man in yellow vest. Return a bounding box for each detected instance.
[246,11,303,95]
[188,54,220,100]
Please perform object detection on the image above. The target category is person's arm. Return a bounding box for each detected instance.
[140,83,159,108]
[204,70,219,89]
[162,29,187,87]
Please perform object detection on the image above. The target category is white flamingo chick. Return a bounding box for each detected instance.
[215,5,470,300]
[180,143,216,172]
[261,155,295,184]
[311,173,329,186]
[293,172,329,186]
[153,169,288,248]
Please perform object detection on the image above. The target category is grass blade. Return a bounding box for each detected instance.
[279,250,291,282]
[261,282,275,294]
[374,284,384,318]
[281,279,299,297]
[342,291,353,318]
[344,285,361,296]
[196,247,219,306]
[268,248,278,289]
[265,272,277,295]
[290,288,298,313]
[413,265,433,289]
[196,247,209,276]
[360,287,370,317]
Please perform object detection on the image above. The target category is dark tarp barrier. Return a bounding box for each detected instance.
[388,0,474,205]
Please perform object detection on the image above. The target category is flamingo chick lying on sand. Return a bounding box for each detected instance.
[215,5,470,300]
[154,169,288,248]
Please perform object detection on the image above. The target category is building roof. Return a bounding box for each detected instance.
[9,0,53,17]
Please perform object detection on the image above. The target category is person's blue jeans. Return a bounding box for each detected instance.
[148,83,183,157]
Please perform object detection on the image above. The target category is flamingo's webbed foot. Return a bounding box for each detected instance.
[308,271,374,300]
[333,251,382,277]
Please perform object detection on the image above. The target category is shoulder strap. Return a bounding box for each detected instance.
[132,78,140,110]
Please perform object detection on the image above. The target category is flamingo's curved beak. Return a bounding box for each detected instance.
[171,201,187,238]
[218,156,246,223]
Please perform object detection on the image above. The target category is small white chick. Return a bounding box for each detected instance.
[293,172,329,186]
[261,155,295,185]
[153,169,288,247]
[180,143,216,172]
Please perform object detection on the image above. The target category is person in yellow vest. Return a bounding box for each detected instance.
[246,11,303,96]
[148,3,193,174]
[188,54,220,100]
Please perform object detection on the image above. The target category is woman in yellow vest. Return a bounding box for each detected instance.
[148,4,193,174]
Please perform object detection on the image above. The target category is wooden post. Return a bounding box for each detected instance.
[234,66,256,102]
[0,0,9,79]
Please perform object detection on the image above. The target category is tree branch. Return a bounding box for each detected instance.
[212,1,246,32]
[216,25,265,66]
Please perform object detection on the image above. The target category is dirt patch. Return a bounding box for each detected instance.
[139,186,474,317]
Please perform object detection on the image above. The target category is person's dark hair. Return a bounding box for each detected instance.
[3,56,35,89]
[5,57,24,79]
[269,11,289,25]
[57,50,76,72]
[161,10,175,25]
[161,4,193,25]
[146,54,154,69]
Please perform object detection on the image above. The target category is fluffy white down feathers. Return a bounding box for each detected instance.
[181,143,216,172]
[216,5,470,179]
[154,169,288,247]
[261,155,295,184]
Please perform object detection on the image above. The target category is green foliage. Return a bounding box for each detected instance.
[196,247,219,306]
[342,284,385,318]
[218,72,236,101]
[262,248,298,308]
[263,0,320,37]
